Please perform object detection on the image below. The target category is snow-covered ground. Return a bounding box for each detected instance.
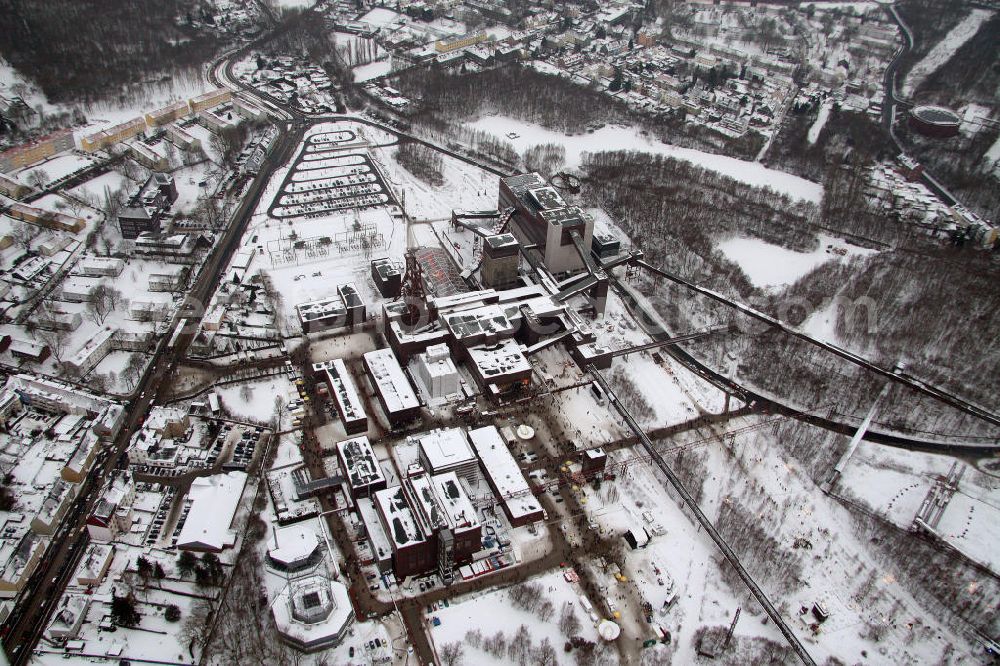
[353,59,393,82]
[633,421,988,664]
[215,375,297,422]
[464,115,824,203]
[800,1,878,11]
[370,142,498,220]
[801,299,842,344]
[984,132,1000,177]
[839,444,1000,573]
[902,9,992,96]
[428,568,601,665]
[68,169,133,204]
[807,100,833,145]
[13,153,97,184]
[716,234,877,290]
[581,444,784,662]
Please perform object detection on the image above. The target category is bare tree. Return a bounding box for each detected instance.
[178,600,212,658]
[36,325,69,365]
[273,394,285,430]
[440,642,464,666]
[535,638,557,666]
[86,284,121,325]
[123,353,146,390]
[508,625,532,666]
[26,168,49,189]
[102,184,125,222]
[10,220,40,251]
[560,604,582,636]
[539,599,555,622]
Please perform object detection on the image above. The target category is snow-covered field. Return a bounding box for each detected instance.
[370,142,499,220]
[839,444,1000,573]
[68,169,133,203]
[428,568,600,665]
[353,59,393,82]
[902,9,992,96]
[716,234,877,290]
[14,153,96,184]
[215,375,297,422]
[465,115,824,203]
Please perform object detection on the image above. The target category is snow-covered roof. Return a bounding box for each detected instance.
[336,436,384,492]
[468,426,541,521]
[357,497,393,563]
[268,522,320,567]
[407,472,448,534]
[374,486,425,548]
[417,428,476,474]
[176,471,247,551]
[271,575,352,646]
[316,359,366,425]
[363,348,419,415]
[467,339,532,379]
[443,304,516,340]
[431,472,479,532]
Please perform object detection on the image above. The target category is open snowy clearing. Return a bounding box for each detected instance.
[369,143,499,220]
[353,59,394,82]
[838,444,1000,573]
[359,7,401,27]
[716,234,877,290]
[465,115,824,203]
[428,568,601,665]
[215,375,297,422]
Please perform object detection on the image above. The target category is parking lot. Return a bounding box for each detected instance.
[269,130,392,220]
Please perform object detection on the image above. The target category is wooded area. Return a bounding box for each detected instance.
[581,149,819,298]
[0,0,219,104]
[392,65,765,161]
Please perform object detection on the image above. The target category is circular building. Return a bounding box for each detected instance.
[598,620,621,641]
[909,105,961,138]
[272,575,353,652]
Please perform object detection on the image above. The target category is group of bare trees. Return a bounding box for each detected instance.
[508,581,556,620]
[336,35,382,69]
[522,143,567,177]
[765,108,894,186]
[608,366,656,424]
[394,65,628,135]
[85,284,124,325]
[848,492,1000,638]
[463,626,558,666]
[395,142,445,186]
[582,149,817,300]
